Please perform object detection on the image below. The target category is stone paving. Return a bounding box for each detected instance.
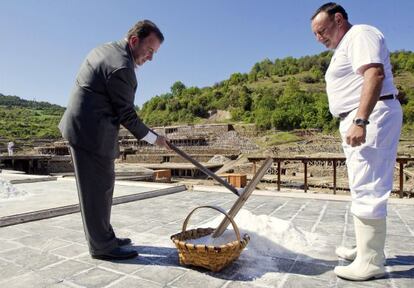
[0,176,182,217]
[0,190,413,288]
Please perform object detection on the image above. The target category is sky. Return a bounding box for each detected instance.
[1,0,413,108]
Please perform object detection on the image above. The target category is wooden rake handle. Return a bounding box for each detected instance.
[212,157,273,238]
[168,142,240,196]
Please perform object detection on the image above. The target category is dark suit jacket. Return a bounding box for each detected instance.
[59,39,150,158]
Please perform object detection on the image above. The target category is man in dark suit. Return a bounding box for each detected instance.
[59,20,170,260]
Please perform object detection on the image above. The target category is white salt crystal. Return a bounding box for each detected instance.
[187,209,317,257]
[0,177,28,200]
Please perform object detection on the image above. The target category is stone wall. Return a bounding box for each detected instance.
[48,156,73,173]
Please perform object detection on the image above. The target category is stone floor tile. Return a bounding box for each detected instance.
[14,234,70,251]
[47,282,73,288]
[133,264,187,284]
[289,260,336,283]
[50,242,89,258]
[0,271,58,288]
[0,259,30,283]
[37,259,93,282]
[119,220,164,234]
[225,279,280,288]
[0,226,32,240]
[290,219,316,232]
[222,256,295,282]
[281,274,331,288]
[75,253,151,274]
[169,269,227,288]
[386,277,414,288]
[0,246,63,270]
[335,276,392,288]
[97,257,148,275]
[107,276,163,288]
[0,240,23,252]
[68,267,123,288]
[313,224,345,236]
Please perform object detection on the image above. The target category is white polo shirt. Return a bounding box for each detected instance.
[325,24,397,117]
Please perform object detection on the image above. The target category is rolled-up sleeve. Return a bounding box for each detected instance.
[107,68,149,139]
[348,30,383,75]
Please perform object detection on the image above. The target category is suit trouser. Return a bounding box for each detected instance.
[339,99,402,219]
[69,146,118,255]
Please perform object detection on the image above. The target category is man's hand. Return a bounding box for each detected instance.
[346,124,366,147]
[345,64,383,148]
[155,135,172,150]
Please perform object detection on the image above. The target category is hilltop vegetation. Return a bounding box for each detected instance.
[0,94,64,140]
[139,50,414,135]
[1,50,414,141]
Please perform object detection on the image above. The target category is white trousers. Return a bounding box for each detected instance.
[339,99,402,219]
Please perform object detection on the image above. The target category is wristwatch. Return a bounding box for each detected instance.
[353,118,370,127]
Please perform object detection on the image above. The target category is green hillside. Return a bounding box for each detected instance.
[0,94,64,140]
[139,50,414,135]
[1,50,414,141]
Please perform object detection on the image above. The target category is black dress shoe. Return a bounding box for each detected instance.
[117,237,132,246]
[91,247,138,260]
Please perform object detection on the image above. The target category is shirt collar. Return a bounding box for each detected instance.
[124,38,138,69]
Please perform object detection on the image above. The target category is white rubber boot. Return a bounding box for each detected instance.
[335,245,385,263]
[334,216,386,281]
[335,246,357,261]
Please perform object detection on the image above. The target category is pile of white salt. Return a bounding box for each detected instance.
[186,209,317,258]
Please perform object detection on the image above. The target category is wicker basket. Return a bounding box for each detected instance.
[170,205,250,272]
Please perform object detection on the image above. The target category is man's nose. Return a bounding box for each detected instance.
[316,33,324,42]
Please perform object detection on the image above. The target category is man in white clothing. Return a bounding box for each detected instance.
[7,141,14,156]
[311,2,402,281]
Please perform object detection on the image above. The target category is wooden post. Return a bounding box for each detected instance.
[304,160,308,193]
[253,161,257,174]
[277,161,281,191]
[333,159,337,195]
[399,160,404,198]
[29,159,33,174]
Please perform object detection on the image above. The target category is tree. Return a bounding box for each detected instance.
[171,81,186,96]
[228,73,248,85]
[255,108,272,130]
[238,88,252,111]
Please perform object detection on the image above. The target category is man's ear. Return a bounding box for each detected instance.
[334,13,344,26]
[128,35,139,48]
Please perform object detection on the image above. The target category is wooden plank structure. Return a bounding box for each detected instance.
[212,158,273,238]
[0,155,52,174]
[248,156,414,198]
[219,173,247,188]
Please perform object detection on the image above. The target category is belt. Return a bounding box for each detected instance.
[338,94,395,120]
[378,94,395,100]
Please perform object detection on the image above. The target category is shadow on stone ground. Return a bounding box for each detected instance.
[102,242,414,282]
[385,255,414,279]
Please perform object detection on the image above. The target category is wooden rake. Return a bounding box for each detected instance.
[212,157,273,238]
[168,142,241,197]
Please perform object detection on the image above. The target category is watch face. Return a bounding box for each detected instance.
[354,118,369,126]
